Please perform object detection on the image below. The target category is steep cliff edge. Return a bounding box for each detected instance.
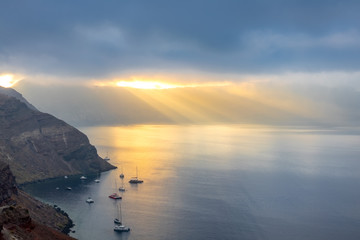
[0,162,17,204]
[0,90,115,184]
[0,86,37,111]
[0,161,74,240]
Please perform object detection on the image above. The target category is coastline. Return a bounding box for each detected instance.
[18,167,116,188]
[18,168,117,236]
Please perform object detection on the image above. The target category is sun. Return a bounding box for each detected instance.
[0,74,18,88]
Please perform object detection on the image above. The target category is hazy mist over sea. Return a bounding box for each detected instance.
[14,80,360,129]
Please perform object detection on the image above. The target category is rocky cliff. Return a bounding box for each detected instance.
[0,162,17,204]
[0,89,115,184]
[0,161,74,240]
[0,87,37,111]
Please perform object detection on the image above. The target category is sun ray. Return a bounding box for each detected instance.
[116,80,178,89]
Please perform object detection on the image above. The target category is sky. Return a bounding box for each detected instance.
[1,0,360,127]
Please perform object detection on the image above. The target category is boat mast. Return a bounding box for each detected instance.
[115,201,120,221]
[119,201,122,223]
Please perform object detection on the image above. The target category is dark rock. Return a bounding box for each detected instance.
[0,205,31,228]
[0,88,91,239]
[0,163,17,204]
[0,90,115,184]
[0,159,74,239]
[0,86,37,111]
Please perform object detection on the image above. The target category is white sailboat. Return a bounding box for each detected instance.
[129,166,144,184]
[113,201,130,232]
[114,201,122,225]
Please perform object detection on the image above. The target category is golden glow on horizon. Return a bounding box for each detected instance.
[0,74,19,88]
[123,84,232,123]
[81,125,179,180]
[89,75,339,125]
[116,80,179,89]
[92,76,231,89]
[118,81,337,125]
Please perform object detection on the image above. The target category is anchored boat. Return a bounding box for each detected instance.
[129,167,144,184]
[114,201,130,232]
[109,193,122,199]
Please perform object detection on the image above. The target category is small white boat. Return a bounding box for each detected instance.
[94,171,101,183]
[80,176,87,180]
[56,187,60,190]
[66,187,72,190]
[86,197,94,203]
[104,152,110,161]
[119,187,125,192]
[114,224,130,232]
[64,176,68,179]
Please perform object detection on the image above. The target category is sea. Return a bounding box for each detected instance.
[22,124,360,240]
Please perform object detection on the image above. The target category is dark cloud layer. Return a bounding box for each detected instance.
[1,0,360,78]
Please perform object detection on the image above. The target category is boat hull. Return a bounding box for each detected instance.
[109,193,122,199]
[114,226,130,232]
[129,179,143,184]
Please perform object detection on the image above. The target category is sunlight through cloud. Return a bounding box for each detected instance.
[116,80,179,89]
[0,74,21,88]
[93,77,231,90]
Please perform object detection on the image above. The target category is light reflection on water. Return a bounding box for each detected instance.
[23,125,360,240]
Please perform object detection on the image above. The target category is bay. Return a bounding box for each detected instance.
[22,125,360,240]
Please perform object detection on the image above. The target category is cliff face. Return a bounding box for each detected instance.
[0,162,17,203]
[0,90,115,184]
[0,162,74,240]
[0,88,114,239]
[0,86,37,111]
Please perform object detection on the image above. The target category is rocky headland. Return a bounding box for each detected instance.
[0,87,115,184]
[0,87,116,239]
[0,161,75,240]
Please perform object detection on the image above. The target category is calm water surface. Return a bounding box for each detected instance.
[23,125,360,240]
